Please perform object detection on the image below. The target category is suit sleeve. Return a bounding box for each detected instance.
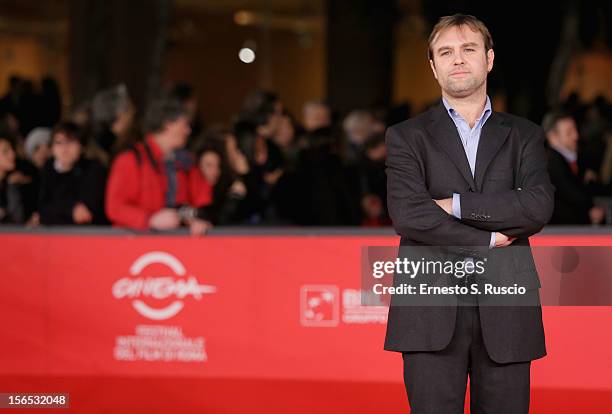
[457,127,555,238]
[386,125,492,247]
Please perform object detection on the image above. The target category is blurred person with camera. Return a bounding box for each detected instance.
[105,95,212,235]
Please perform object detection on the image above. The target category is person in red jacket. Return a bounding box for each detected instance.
[105,95,212,234]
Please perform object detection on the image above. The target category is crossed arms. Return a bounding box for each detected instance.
[385,126,555,247]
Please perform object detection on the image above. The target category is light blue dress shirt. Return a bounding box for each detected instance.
[441,96,496,248]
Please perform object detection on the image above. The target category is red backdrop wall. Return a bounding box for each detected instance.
[0,233,610,413]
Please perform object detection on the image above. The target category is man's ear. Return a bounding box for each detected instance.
[486,49,495,73]
[429,59,438,80]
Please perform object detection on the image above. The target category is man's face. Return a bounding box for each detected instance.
[551,118,579,152]
[52,132,81,169]
[429,25,494,98]
[165,115,191,150]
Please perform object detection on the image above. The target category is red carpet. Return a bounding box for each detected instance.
[2,376,611,413]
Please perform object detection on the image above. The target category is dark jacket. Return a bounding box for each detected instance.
[384,100,555,364]
[547,148,592,224]
[39,157,107,225]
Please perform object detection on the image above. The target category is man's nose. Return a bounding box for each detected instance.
[453,50,465,65]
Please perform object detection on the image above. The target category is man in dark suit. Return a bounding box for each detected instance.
[542,111,606,225]
[384,14,555,414]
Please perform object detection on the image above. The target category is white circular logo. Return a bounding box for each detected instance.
[112,251,216,320]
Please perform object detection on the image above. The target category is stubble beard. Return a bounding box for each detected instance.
[443,74,485,99]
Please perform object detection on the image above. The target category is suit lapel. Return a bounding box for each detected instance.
[425,101,476,190]
[474,112,511,190]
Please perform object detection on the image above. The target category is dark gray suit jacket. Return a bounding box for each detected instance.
[384,100,555,363]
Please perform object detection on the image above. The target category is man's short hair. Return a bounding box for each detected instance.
[144,95,188,133]
[52,121,86,146]
[541,110,574,133]
[427,14,494,61]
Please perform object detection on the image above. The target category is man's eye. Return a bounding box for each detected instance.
[465,48,475,52]
[441,51,450,56]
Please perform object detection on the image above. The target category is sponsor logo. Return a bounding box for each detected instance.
[112,251,216,320]
[300,285,340,327]
[300,285,387,326]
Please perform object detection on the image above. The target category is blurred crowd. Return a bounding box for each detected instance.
[0,76,391,232]
[0,75,611,232]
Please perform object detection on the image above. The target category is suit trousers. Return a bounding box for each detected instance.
[402,293,531,414]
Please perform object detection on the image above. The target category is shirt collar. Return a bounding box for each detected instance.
[550,143,577,163]
[442,95,492,126]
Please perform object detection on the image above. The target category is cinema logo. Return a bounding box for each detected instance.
[112,251,217,320]
[300,285,387,327]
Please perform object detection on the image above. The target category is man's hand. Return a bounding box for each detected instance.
[72,202,93,224]
[188,218,213,236]
[494,232,516,247]
[149,208,181,230]
[433,198,453,215]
